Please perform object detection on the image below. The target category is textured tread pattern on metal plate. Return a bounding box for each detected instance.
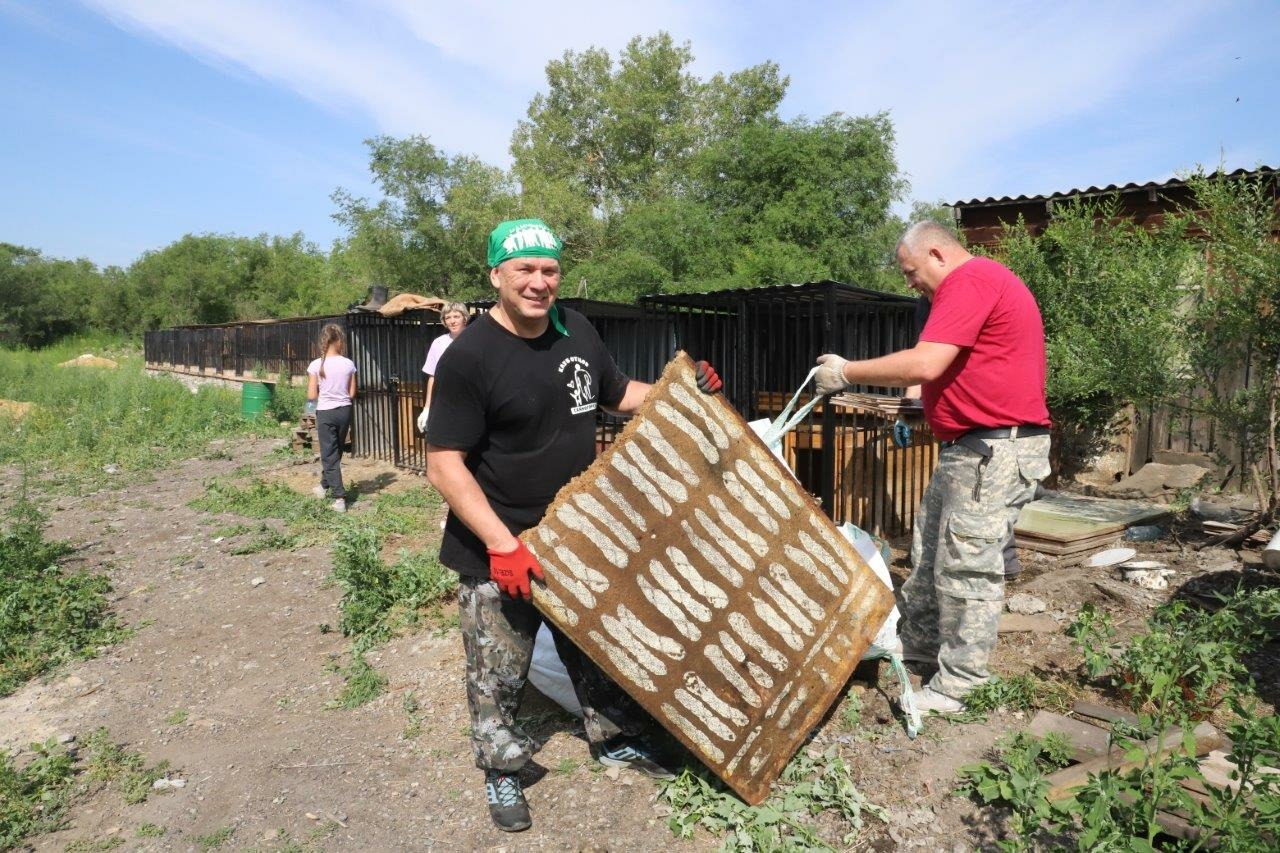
[527,352,894,804]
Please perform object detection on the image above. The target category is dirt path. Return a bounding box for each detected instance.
[2,441,689,851]
[4,437,1268,851]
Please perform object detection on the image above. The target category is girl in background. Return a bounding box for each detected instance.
[307,323,357,513]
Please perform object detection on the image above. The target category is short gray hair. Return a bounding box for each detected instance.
[897,220,962,254]
[441,301,468,319]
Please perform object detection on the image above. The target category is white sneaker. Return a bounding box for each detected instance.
[913,686,964,714]
[331,498,347,513]
[312,485,326,499]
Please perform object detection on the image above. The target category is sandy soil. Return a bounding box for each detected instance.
[2,438,1273,851]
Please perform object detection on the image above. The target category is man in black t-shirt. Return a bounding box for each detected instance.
[425,219,722,833]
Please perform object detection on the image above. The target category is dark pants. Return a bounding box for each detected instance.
[457,576,649,771]
[316,405,352,498]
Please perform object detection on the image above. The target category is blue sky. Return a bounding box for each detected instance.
[2,0,1277,268]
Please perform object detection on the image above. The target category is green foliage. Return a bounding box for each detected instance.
[1070,588,1280,718]
[994,198,1194,432]
[84,728,171,805]
[136,823,166,838]
[0,739,76,848]
[0,343,284,490]
[325,508,454,708]
[946,674,1071,723]
[331,525,456,644]
[838,687,862,730]
[660,747,882,851]
[0,495,130,697]
[229,523,300,556]
[195,825,236,851]
[1184,169,1280,483]
[986,587,1280,848]
[956,732,1074,852]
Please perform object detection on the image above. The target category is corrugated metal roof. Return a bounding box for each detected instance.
[640,280,916,305]
[953,166,1276,209]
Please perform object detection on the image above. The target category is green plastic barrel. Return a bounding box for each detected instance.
[241,381,274,420]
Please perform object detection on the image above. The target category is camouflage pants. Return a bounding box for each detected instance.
[899,433,1050,699]
[457,576,649,772]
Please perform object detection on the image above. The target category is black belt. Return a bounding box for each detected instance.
[943,425,1051,455]
[943,425,1051,500]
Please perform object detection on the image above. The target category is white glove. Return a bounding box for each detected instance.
[416,406,430,433]
[814,354,851,395]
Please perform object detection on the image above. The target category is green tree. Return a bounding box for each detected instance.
[333,137,521,300]
[994,199,1194,436]
[1185,169,1280,511]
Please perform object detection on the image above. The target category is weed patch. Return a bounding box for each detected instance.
[956,585,1280,849]
[85,728,171,805]
[329,525,456,707]
[0,495,131,697]
[660,747,882,851]
[945,674,1073,724]
[0,739,76,848]
[956,732,1074,851]
[195,825,235,851]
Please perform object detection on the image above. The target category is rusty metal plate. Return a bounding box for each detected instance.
[526,353,895,804]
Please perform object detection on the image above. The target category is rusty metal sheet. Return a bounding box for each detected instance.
[526,352,895,804]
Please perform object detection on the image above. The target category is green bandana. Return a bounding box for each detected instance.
[486,218,562,268]
[487,219,569,336]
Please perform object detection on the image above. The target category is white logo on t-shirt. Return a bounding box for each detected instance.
[559,356,596,415]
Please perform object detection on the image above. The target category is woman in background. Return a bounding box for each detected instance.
[416,302,469,433]
[307,323,357,513]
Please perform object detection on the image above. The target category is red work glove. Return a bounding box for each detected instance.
[694,360,722,394]
[487,539,545,599]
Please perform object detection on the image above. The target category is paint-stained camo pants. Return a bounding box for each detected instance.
[899,433,1051,700]
[457,576,649,772]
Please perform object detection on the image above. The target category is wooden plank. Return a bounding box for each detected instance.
[1071,701,1140,728]
[1027,711,1112,761]
[1045,722,1224,802]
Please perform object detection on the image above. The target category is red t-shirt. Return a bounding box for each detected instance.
[919,257,1051,441]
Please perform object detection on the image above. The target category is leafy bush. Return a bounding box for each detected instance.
[956,731,1074,852]
[958,587,1280,849]
[1070,588,1280,719]
[994,198,1194,434]
[0,496,130,697]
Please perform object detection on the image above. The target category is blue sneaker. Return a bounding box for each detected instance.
[596,738,676,780]
[484,770,531,832]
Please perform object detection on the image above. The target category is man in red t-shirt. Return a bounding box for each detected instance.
[814,221,1051,715]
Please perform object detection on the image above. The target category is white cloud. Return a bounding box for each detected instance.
[81,0,514,160]
[374,0,724,85]
[81,0,1254,208]
[786,0,1218,204]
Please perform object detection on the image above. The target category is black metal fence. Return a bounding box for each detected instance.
[638,282,934,536]
[144,283,936,537]
[143,315,345,380]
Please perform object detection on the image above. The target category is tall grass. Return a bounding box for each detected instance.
[0,338,288,490]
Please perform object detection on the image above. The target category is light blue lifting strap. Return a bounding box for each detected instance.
[760,367,824,449]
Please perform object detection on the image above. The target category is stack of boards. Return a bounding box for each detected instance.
[1014,493,1170,556]
[830,392,924,420]
[525,353,895,804]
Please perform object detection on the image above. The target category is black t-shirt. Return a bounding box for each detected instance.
[426,307,630,577]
